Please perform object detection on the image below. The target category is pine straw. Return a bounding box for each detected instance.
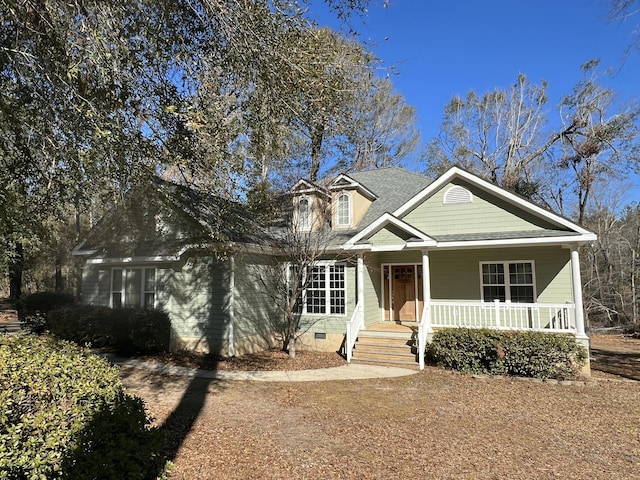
[135,349,347,371]
[120,335,640,480]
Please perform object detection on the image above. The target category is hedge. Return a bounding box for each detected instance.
[16,292,76,333]
[427,328,588,379]
[0,334,167,479]
[49,305,171,355]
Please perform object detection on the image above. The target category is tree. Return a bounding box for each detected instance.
[425,65,640,220]
[250,192,349,359]
[0,0,375,295]
[551,60,640,223]
[608,0,640,55]
[331,76,420,173]
[424,73,561,198]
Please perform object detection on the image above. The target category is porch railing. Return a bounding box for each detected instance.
[345,301,364,363]
[430,300,576,333]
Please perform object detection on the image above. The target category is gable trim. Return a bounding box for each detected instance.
[290,179,330,198]
[329,173,378,200]
[344,212,436,248]
[393,167,594,236]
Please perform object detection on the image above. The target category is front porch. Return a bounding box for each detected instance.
[345,247,589,370]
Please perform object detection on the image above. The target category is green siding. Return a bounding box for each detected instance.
[363,253,381,325]
[369,225,412,246]
[233,253,283,341]
[81,265,109,306]
[429,246,572,303]
[403,180,559,236]
[164,257,229,351]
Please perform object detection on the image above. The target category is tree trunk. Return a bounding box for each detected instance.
[55,255,63,292]
[309,123,324,182]
[8,242,24,300]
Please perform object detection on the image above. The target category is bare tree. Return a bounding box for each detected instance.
[250,194,352,359]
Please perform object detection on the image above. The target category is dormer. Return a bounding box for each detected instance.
[290,179,330,232]
[329,174,377,230]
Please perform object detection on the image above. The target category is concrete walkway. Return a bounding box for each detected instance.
[108,356,418,382]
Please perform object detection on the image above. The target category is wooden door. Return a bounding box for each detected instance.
[392,266,416,321]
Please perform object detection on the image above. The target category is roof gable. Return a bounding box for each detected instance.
[393,167,595,237]
[290,179,330,197]
[345,213,436,250]
[329,173,378,200]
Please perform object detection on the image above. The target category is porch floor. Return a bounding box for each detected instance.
[366,322,417,333]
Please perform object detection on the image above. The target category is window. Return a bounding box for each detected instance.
[292,263,346,315]
[111,268,156,308]
[336,192,351,227]
[481,261,535,303]
[298,197,311,231]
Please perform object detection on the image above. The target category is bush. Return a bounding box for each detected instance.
[49,306,171,355]
[428,328,588,379]
[16,291,76,333]
[0,334,166,479]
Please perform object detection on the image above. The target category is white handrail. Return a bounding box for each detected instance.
[345,302,363,363]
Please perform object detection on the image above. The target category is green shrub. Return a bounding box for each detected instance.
[49,306,171,354]
[0,334,165,479]
[16,291,76,333]
[428,328,588,379]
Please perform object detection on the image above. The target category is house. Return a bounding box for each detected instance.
[73,167,596,371]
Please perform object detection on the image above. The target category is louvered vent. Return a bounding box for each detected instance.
[443,185,473,204]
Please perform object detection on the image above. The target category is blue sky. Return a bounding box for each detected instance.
[310,0,640,197]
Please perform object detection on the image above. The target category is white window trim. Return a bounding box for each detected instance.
[110,267,157,308]
[479,260,537,303]
[293,262,348,317]
[334,191,352,229]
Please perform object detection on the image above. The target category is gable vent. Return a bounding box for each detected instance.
[443,185,473,204]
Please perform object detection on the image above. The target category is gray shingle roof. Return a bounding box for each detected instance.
[346,168,433,232]
[432,230,579,242]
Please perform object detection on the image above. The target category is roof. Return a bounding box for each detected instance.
[73,178,268,259]
[345,168,433,232]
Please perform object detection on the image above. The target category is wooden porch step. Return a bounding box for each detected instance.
[350,356,419,370]
[356,330,414,341]
[355,341,413,352]
[350,325,418,369]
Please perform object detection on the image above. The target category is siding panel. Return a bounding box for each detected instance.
[404,180,560,236]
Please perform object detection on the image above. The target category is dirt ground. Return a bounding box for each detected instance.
[120,334,640,480]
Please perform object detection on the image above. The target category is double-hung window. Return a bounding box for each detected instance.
[292,263,346,315]
[481,261,535,303]
[111,267,156,308]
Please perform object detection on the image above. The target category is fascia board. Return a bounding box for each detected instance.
[86,256,179,265]
[345,212,434,246]
[290,179,330,197]
[393,167,595,235]
[329,174,378,200]
[434,233,597,250]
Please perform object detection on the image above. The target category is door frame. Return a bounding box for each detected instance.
[381,263,424,322]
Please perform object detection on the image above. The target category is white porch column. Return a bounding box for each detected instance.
[421,249,432,331]
[357,253,364,328]
[228,255,235,357]
[570,247,588,339]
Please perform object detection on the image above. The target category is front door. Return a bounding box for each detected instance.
[392,265,416,321]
